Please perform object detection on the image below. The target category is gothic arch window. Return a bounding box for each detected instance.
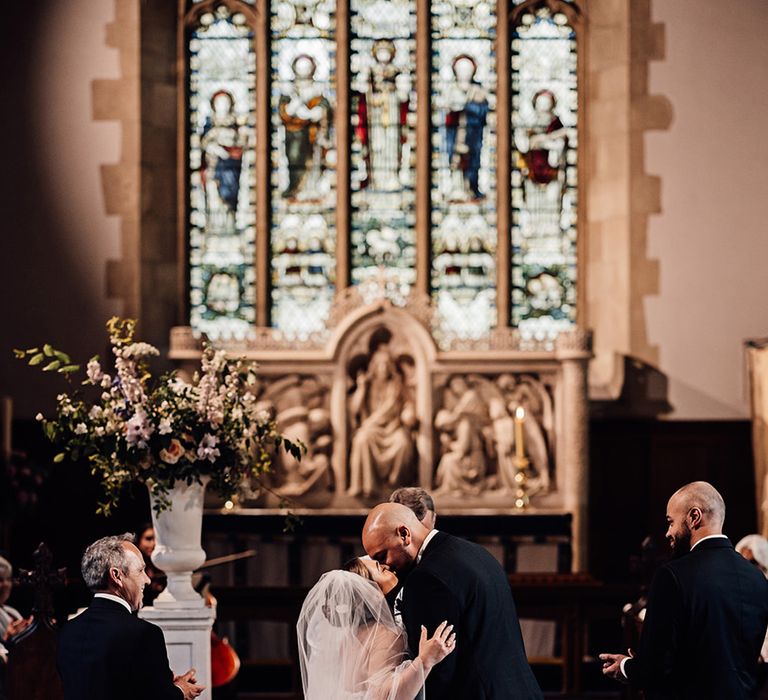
[182,0,582,348]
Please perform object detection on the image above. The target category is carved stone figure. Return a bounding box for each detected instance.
[249,375,333,497]
[347,339,417,498]
[488,397,518,493]
[497,374,552,493]
[434,376,488,495]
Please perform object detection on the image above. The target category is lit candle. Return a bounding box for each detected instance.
[514,405,525,460]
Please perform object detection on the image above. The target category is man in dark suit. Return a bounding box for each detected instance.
[57,534,203,700]
[363,503,543,699]
[600,481,768,699]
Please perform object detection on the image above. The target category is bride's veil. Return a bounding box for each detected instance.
[297,570,419,700]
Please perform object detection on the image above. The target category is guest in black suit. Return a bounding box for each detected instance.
[363,503,543,699]
[57,534,203,700]
[600,481,768,699]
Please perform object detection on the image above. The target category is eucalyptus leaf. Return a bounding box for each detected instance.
[53,452,65,463]
[29,353,45,366]
[42,360,61,372]
[43,343,54,357]
[59,365,80,374]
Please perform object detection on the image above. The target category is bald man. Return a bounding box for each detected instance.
[600,481,768,699]
[363,503,542,699]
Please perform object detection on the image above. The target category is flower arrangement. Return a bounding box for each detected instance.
[15,317,302,515]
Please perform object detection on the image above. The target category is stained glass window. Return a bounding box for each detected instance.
[349,0,417,305]
[188,5,256,340]
[184,2,582,346]
[270,0,337,340]
[511,6,578,341]
[430,1,498,347]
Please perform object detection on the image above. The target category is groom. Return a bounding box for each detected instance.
[363,503,543,699]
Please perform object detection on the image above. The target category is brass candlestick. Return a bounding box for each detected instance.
[513,455,530,509]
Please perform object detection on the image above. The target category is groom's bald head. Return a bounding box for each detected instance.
[363,503,430,575]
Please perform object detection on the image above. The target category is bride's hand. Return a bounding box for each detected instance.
[417,621,456,672]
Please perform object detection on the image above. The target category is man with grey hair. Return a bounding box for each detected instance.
[600,481,768,699]
[56,534,203,700]
[389,487,437,530]
[0,555,32,665]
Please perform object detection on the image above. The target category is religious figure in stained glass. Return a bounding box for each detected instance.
[442,54,489,202]
[355,39,410,192]
[349,0,416,304]
[187,5,256,339]
[431,0,498,347]
[279,54,333,201]
[201,90,249,232]
[270,0,337,339]
[511,6,578,340]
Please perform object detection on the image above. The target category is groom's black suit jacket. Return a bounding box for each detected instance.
[57,596,181,700]
[624,537,768,700]
[401,531,543,699]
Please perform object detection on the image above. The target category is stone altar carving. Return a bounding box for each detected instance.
[347,328,418,498]
[247,374,333,498]
[431,373,553,497]
[434,377,488,495]
[170,299,593,570]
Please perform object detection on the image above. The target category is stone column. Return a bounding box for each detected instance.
[139,604,215,700]
[556,329,593,572]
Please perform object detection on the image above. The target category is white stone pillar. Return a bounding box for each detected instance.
[140,604,215,700]
[556,329,593,572]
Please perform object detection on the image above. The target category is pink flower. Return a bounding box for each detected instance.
[159,438,184,465]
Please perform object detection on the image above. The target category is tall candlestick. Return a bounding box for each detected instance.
[514,406,525,460]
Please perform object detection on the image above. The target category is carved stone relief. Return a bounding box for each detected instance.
[433,373,555,498]
[247,374,333,498]
[346,327,419,498]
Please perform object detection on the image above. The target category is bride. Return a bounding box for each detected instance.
[297,557,456,699]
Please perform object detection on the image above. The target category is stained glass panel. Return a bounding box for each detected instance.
[270,0,337,340]
[511,6,578,341]
[188,6,256,340]
[430,1,498,347]
[349,0,417,305]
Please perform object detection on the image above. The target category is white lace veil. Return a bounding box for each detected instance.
[297,570,424,700]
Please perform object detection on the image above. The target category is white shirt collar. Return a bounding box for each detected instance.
[93,592,132,613]
[690,534,729,551]
[416,528,440,564]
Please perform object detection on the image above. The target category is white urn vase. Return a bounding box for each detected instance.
[149,476,209,608]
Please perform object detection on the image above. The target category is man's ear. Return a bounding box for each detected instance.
[688,507,703,529]
[108,566,123,589]
[397,525,411,545]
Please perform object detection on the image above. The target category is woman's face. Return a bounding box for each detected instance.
[137,528,156,558]
[360,558,398,596]
[0,572,11,606]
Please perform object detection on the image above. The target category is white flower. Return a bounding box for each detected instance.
[88,406,103,420]
[121,342,160,359]
[197,433,221,463]
[86,359,103,383]
[94,426,105,437]
[125,409,154,448]
[100,375,112,389]
[158,417,173,435]
[35,413,44,421]
[74,423,88,435]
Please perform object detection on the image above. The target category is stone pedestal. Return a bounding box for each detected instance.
[140,604,215,700]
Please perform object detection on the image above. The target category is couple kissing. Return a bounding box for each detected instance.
[297,502,543,699]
